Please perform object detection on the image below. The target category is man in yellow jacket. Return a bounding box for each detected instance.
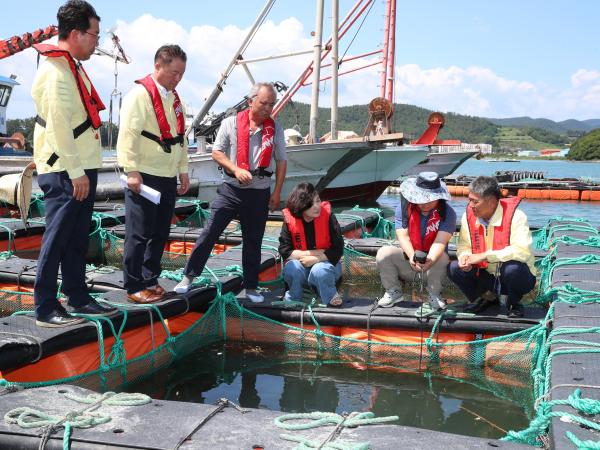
[32,0,115,327]
[448,176,536,318]
[117,45,190,304]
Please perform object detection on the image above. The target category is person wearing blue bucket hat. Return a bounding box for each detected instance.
[376,172,456,311]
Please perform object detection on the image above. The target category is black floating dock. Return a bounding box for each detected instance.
[550,301,600,449]
[0,244,279,372]
[239,287,545,334]
[0,384,530,449]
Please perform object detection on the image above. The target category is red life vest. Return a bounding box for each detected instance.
[33,44,105,133]
[236,109,275,176]
[407,203,441,252]
[466,196,521,269]
[135,75,185,153]
[282,201,332,251]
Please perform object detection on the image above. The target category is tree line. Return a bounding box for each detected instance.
[7,101,597,157]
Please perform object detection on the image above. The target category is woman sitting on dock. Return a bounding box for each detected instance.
[279,183,345,306]
[376,172,456,311]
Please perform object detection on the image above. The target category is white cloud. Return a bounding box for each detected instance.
[1,14,599,123]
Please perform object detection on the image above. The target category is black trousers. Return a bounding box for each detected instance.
[184,182,270,289]
[123,173,176,294]
[34,169,97,318]
[447,260,536,307]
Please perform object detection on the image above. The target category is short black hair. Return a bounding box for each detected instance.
[469,176,501,199]
[154,45,187,65]
[57,0,100,40]
[286,183,318,218]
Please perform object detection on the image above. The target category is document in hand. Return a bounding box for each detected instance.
[119,174,161,204]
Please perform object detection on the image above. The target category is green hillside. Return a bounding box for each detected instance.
[277,102,568,150]
[488,116,592,135]
[6,101,581,152]
[494,127,558,151]
[568,129,600,160]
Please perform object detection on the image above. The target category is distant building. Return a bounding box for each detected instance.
[518,150,539,157]
[430,142,493,154]
[540,148,565,157]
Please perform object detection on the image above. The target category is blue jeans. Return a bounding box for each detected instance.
[283,260,342,305]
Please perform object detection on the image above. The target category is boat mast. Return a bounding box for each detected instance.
[185,0,276,137]
[379,0,392,99]
[385,0,396,103]
[308,0,325,143]
[330,0,339,141]
[273,0,372,117]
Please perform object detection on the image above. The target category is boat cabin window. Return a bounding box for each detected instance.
[0,85,13,107]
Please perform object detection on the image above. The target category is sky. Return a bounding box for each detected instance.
[1,0,600,124]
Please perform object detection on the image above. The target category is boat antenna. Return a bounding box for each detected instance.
[94,30,131,149]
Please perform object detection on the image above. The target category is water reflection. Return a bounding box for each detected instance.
[124,343,532,440]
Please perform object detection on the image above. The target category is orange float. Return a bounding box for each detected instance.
[581,190,600,201]
[548,190,579,200]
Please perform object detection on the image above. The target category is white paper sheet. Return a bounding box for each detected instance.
[119,174,161,205]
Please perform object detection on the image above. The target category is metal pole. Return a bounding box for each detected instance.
[240,61,256,85]
[331,0,339,140]
[308,0,325,143]
[186,0,276,136]
[385,0,396,102]
[273,0,369,117]
[379,0,392,99]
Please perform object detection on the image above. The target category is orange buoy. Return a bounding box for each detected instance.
[549,190,580,200]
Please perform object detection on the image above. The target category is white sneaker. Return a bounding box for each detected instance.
[174,276,193,294]
[377,289,404,307]
[246,289,264,303]
[428,294,447,311]
[283,291,301,302]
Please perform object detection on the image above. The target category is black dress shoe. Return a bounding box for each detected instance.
[69,299,117,316]
[463,297,497,314]
[507,304,524,318]
[36,309,85,328]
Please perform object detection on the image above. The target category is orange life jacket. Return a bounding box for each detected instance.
[407,203,441,252]
[33,44,105,136]
[466,196,521,269]
[135,75,184,153]
[282,201,332,251]
[235,109,275,177]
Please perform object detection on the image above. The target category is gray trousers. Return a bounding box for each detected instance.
[375,246,450,296]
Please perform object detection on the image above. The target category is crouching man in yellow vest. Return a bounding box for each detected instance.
[448,176,536,318]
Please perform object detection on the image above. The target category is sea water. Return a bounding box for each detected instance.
[125,342,532,440]
[379,158,600,227]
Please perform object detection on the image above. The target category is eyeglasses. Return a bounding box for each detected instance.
[83,30,101,40]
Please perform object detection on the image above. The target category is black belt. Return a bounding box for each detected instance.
[223,167,273,179]
[35,115,93,167]
[140,130,184,154]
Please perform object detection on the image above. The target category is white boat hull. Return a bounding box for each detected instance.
[402,150,479,177]
[320,145,429,202]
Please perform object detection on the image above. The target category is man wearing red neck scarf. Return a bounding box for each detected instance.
[174,83,288,303]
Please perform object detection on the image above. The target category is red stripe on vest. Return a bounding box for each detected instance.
[466,196,521,269]
[282,201,332,251]
[135,75,185,141]
[407,203,441,252]
[34,44,105,129]
[236,109,275,171]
